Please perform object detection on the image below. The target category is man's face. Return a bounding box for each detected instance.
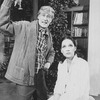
[38,13,54,28]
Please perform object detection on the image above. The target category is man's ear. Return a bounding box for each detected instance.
[37,14,41,20]
[37,15,39,19]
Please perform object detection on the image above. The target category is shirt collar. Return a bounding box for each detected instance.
[38,25,49,36]
[65,54,78,64]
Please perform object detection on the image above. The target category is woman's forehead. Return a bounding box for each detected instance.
[62,39,74,45]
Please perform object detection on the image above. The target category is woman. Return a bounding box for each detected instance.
[48,36,90,100]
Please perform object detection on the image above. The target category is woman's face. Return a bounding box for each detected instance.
[61,39,76,59]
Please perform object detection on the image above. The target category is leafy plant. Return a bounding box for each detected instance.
[48,0,71,64]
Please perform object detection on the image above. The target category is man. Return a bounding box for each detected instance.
[0,0,55,100]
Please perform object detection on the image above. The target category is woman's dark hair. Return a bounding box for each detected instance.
[60,35,77,48]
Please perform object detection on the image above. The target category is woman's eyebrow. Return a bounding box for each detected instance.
[69,44,73,46]
[62,45,66,48]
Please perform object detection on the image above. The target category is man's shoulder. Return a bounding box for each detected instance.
[15,20,38,29]
[14,20,31,27]
[30,20,38,25]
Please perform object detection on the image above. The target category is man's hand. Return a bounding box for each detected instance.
[14,0,23,9]
[14,0,21,6]
[44,62,51,70]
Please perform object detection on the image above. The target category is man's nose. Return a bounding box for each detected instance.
[44,15,49,19]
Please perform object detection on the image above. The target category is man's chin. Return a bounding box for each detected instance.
[40,24,49,28]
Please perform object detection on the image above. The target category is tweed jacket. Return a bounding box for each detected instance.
[0,0,55,86]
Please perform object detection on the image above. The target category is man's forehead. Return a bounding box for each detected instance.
[38,6,55,16]
[40,12,54,16]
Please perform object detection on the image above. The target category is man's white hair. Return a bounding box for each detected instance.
[38,6,55,18]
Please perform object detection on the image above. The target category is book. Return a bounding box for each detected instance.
[74,12,83,24]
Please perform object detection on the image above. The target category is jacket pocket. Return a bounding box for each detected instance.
[13,66,24,80]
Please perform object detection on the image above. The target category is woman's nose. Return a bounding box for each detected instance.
[66,48,70,51]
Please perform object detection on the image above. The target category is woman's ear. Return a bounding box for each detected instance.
[61,48,63,54]
[74,47,77,54]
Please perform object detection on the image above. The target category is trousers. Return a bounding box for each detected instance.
[16,84,36,100]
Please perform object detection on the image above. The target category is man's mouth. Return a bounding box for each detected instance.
[42,21,48,24]
[66,52,71,55]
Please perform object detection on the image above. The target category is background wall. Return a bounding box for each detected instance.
[88,0,100,96]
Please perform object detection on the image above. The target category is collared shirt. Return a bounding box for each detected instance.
[54,55,90,100]
[35,27,48,73]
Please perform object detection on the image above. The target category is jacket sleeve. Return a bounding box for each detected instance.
[0,0,24,36]
[46,34,55,65]
[0,0,14,34]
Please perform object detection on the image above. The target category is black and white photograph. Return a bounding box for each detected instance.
[0,0,100,100]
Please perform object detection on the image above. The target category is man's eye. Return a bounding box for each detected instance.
[47,15,52,18]
[42,14,45,16]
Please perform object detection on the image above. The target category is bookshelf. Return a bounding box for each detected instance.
[64,5,89,60]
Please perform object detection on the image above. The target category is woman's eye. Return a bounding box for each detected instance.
[69,44,73,47]
[62,44,74,48]
[62,45,66,48]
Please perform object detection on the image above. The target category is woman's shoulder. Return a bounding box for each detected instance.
[58,60,67,69]
[76,56,89,71]
[58,61,63,68]
[77,56,88,64]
